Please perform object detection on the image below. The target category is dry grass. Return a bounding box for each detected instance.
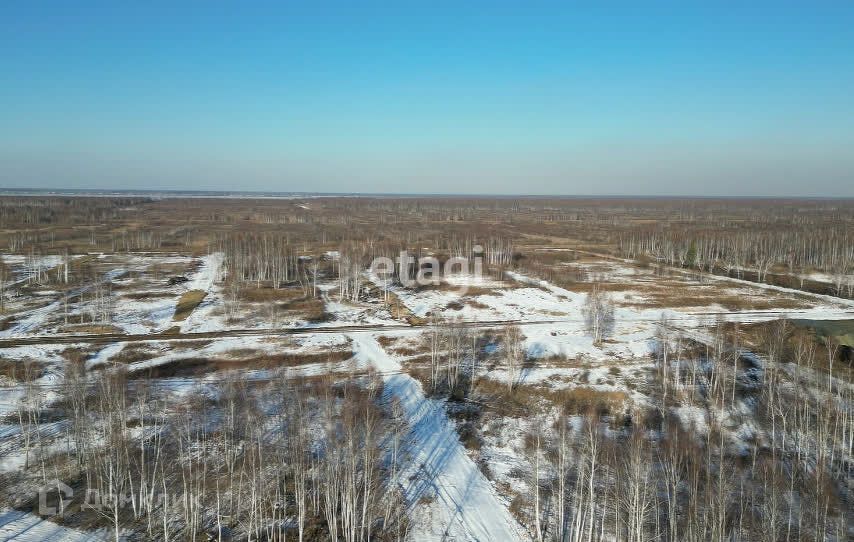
[382,290,416,321]
[283,296,328,322]
[59,323,123,334]
[138,349,354,378]
[60,346,98,365]
[391,344,426,356]
[238,285,328,322]
[375,335,396,348]
[549,386,629,416]
[111,345,157,365]
[376,335,424,356]
[239,285,304,303]
[459,285,512,296]
[624,289,807,311]
[172,289,206,321]
[121,291,173,301]
[516,254,814,311]
[610,278,812,310]
[444,300,465,311]
[472,377,629,417]
[561,281,631,294]
[171,339,215,351]
[464,298,490,309]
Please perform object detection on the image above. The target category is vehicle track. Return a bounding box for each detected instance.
[2,308,851,349]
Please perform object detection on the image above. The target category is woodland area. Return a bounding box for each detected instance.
[1,196,851,296]
[0,195,851,541]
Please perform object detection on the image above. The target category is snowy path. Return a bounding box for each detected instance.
[179,252,225,333]
[350,334,528,542]
[0,509,109,541]
[184,252,223,292]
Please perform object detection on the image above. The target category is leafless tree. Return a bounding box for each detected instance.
[503,324,524,391]
[583,285,615,346]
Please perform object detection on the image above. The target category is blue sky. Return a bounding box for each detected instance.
[2,2,853,195]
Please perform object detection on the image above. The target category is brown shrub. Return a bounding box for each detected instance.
[551,386,628,416]
[137,349,355,378]
[0,359,42,382]
[283,296,328,322]
[59,324,123,334]
[111,346,156,365]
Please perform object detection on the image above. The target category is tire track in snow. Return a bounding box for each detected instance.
[350,334,528,542]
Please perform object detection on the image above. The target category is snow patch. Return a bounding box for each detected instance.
[350,334,528,541]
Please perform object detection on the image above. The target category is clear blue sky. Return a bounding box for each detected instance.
[2,2,853,196]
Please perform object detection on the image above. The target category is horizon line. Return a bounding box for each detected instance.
[2,187,854,201]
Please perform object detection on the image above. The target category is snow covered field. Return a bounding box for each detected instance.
[1,249,852,541]
[0,509,110,542]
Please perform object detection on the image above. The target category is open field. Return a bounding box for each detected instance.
[0,195,852,541]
